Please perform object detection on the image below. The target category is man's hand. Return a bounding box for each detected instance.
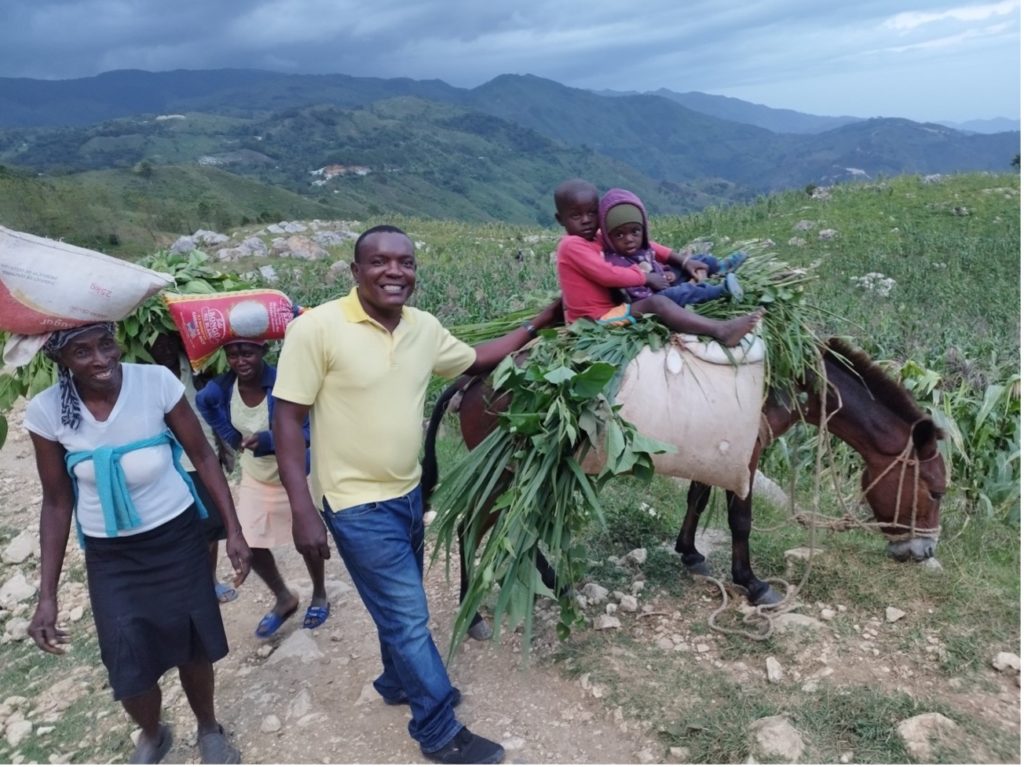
[531,297,564,330]
[240,435,259,452]
[293,504,332,561]
[28,598,70,655]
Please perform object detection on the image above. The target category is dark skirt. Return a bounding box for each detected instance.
[189,470,227,542]
[85,505,229,701]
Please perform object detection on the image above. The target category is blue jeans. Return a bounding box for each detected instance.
[321,486,461,752]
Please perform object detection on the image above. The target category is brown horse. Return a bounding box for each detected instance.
[422,336,946,634]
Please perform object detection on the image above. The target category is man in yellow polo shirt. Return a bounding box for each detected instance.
[272,224,560,765]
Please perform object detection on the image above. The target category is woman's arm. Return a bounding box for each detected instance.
[166,396,252,585]
[195,377,244,450]
[27,433,74,655]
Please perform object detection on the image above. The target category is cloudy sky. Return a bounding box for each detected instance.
[1,0,1019,123]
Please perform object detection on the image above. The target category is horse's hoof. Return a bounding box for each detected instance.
[750,585,784,606]
[468,618,493,641]
[687,561,711,577]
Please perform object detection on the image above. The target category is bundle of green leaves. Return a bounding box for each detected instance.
[432,246,824,654]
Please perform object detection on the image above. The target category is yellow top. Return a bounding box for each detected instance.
[230,381,280,484]
[272,288,476,510]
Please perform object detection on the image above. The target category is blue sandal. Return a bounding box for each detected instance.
[302,603,330,629]
[254,604,298,639]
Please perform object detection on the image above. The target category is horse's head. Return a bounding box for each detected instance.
[861,417,946,561]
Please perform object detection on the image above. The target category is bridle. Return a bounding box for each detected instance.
[859,417,943,542]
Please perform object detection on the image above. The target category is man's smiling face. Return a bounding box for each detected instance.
[351,230,417,325]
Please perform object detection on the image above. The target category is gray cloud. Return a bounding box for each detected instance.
[0,0,1018,122]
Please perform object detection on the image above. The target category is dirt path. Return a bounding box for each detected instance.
[0,397,1019,764]
[0,401,657,764]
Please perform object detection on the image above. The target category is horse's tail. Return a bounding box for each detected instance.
[421,378,466,508]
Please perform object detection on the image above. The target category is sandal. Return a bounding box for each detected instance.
[214,582,238,604]
[254,603,298,639]
[302,603,330,629]
[129,723,172,764]
[198,724,240,764]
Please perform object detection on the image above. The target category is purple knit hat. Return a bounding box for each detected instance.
[599,188,651,254]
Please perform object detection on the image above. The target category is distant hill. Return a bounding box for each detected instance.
[938,117,1021,135]
[0,68,1017,247]
[619,88,862,134]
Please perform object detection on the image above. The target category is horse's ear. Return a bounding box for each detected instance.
[912,419,941,458]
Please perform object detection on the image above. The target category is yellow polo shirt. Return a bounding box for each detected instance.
[272,288,476,511]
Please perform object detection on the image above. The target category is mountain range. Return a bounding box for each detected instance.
[0,68,1018,247]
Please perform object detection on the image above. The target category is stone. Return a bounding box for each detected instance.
[580,583,609,603]
[896,712,960,762]
[765,656,784,683]
[885,607,907,623]
[593,614,621,631]
[991,652,1021,672]
[260,715,282,733]
[0,572,36,609]
[820,608,837,620]
[750,715,804,761]
[784,547,822,562]
[668,746,691,762]
[773,613,827,633]
[6,719,33,747]
[623,548,647,566]
[618,595,639,613]
[2,531,37,564]
[268,630,323,664]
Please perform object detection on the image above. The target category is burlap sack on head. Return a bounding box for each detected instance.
[0,225,173,335]
[1,226,173,368]
[581,333,765,498]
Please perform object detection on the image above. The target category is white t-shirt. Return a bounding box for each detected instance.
[24,363,193,538]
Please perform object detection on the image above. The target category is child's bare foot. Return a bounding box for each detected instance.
[715,308,765,347]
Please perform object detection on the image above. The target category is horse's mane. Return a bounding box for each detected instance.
[824,337,925,423]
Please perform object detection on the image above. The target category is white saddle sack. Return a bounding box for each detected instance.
[582,333,765,498]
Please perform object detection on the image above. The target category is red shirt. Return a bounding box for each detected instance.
[556,234,672,323]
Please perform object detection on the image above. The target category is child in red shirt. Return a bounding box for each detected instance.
[554,179,762,347]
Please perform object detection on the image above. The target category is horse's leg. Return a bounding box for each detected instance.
[457,522,494,641]
[725,488,783,606]
[675,481,714,576]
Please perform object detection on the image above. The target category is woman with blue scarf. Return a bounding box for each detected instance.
[23,322,252,764]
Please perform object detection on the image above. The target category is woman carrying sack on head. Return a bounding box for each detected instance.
[24,322,252,764]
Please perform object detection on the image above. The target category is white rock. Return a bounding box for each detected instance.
[580,583,609,603]
[992,652,1021,672]
[773,613,827,633]
[618,595,639,612]
[656,637,675,651]
[287,688,313,720]
[820,608,836,620]
[668,746,691,762]
[2,531,37,564]
[919,558,943,572]
[0,572,36,609]
[624,548,648,566]
[885,607,907,623]
[4,617,30,642]
[896,713,959,762]
[630,581,645,595]
[750,715,804,761]
[765,656,784,683]
[268,629,323,664]
[6,719,33,747]
[260,715,282,733]
[69,606,85,622]
[593,614,621,631]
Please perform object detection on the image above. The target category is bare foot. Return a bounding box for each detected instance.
[715,308,765,347]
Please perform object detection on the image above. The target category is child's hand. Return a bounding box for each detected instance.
[664,271,677,284]
[240,435,259,452]
[645,272,669,291]
[683,258,709,283]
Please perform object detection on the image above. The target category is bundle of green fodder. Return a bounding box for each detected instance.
[432,242,822,654]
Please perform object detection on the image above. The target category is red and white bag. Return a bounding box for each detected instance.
[164,289,302,371]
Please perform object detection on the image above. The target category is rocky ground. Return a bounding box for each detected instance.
[0,397,1020,764]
